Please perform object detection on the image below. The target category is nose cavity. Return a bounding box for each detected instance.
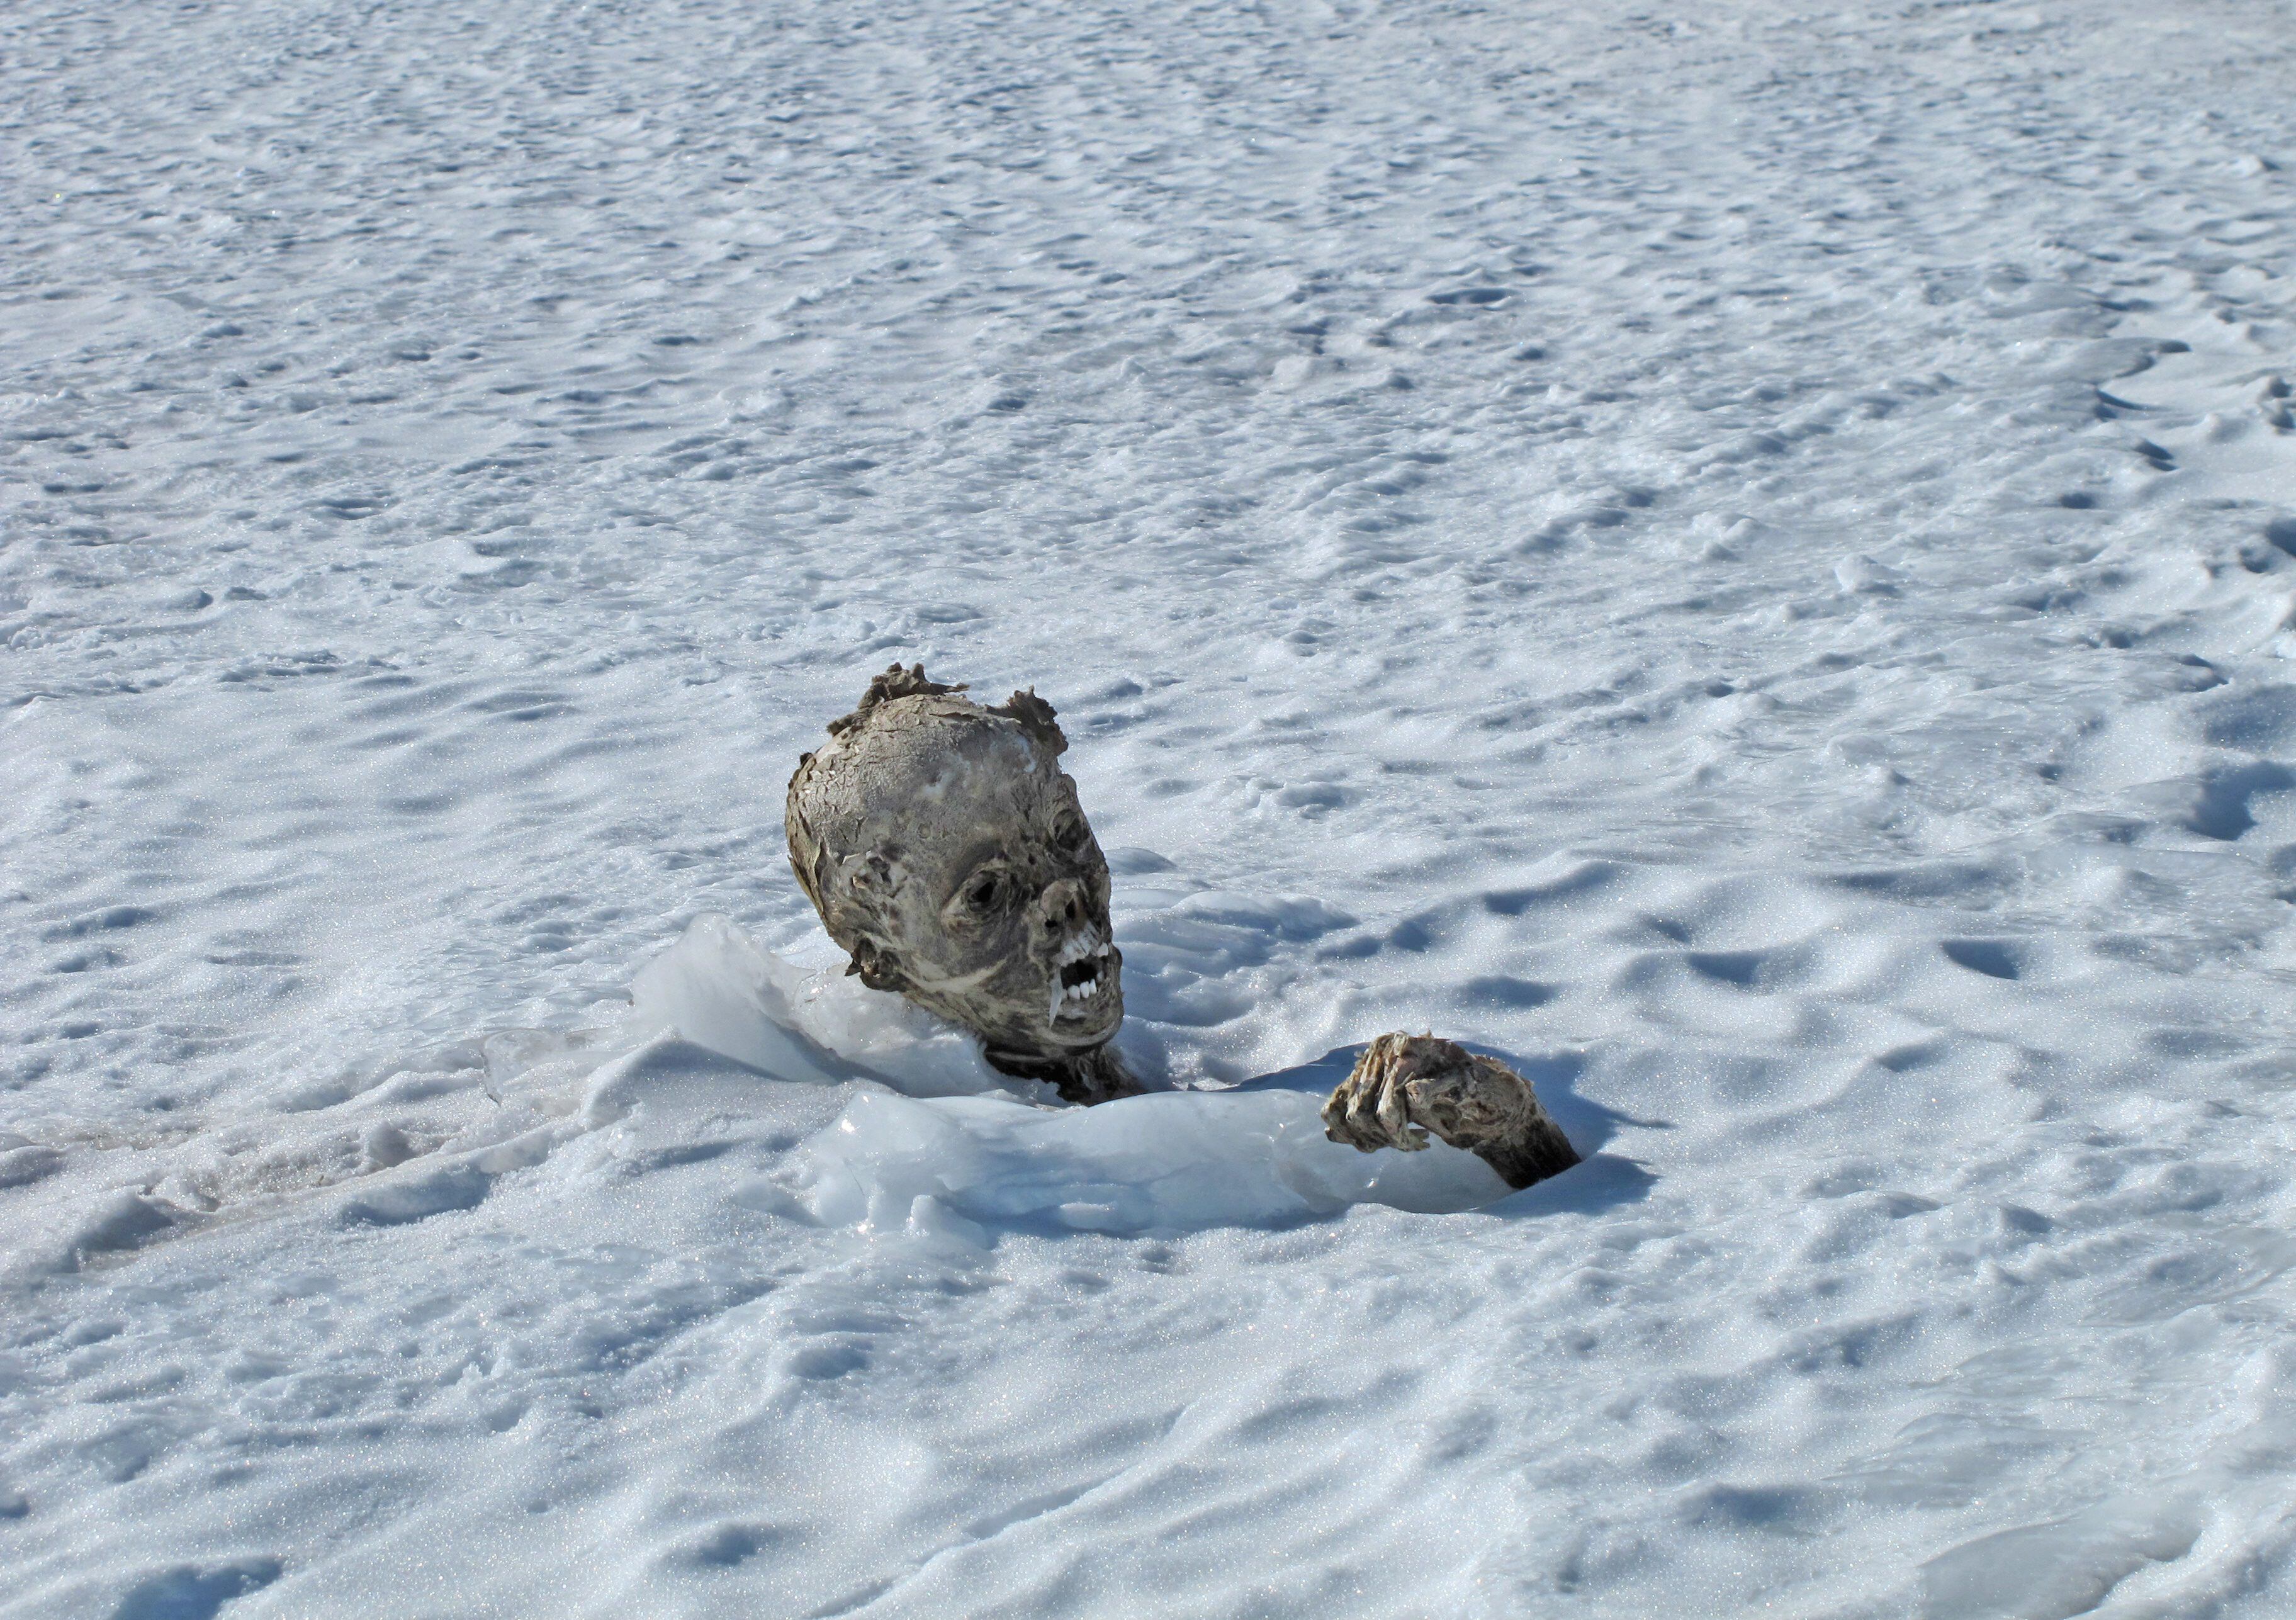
[1033,878,1091,941]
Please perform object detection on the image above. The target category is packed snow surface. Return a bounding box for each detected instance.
[6,0,2296,1614]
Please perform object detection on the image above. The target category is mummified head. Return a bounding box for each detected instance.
[786,665,1122,1067]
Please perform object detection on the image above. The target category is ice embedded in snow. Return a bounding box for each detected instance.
[631,912,1011,1097]
[626,915,1515,1237]
[789,1086,1512,1240]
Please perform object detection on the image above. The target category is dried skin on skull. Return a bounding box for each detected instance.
[786,665,1135,1101]
[1322,1032,1579,1188]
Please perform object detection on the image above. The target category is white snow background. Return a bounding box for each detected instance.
[6,0,2296,1614]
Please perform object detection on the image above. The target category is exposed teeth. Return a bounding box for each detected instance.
[1049,951,1115,1022]
[1054,931,1105,969]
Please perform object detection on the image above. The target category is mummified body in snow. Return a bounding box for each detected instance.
[787,665,1578,1186]
[786,665,1138,1104]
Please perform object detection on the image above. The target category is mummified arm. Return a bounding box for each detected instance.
[1321,1032,1579,1189]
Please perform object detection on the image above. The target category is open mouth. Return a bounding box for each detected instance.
[1049,934,1120,1024]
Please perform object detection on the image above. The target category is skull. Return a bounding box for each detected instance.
[786,665,1128,1095]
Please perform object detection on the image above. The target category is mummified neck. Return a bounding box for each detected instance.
[982,1042,1142,1106]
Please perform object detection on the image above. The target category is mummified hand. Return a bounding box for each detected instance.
[1322,1032,1580,1190]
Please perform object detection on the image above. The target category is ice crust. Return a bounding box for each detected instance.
[8,0,2296,1614]
[792,1087,1509,1239]
[630,914,1512,1234]
[630,911,1007,1097]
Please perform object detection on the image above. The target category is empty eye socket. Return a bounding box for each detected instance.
[962,869,1008,911]
[1053,811,1091,852]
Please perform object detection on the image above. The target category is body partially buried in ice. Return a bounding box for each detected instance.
[629,914,1531,1236]
[779,663,1580,1200]
[602,667,1587,1235]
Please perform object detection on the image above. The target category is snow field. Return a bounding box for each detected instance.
[6,0,2296,1614]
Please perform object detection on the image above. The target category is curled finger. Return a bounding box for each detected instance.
[1347,1072,1387,1145]
[1376,1071,1426,1150]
